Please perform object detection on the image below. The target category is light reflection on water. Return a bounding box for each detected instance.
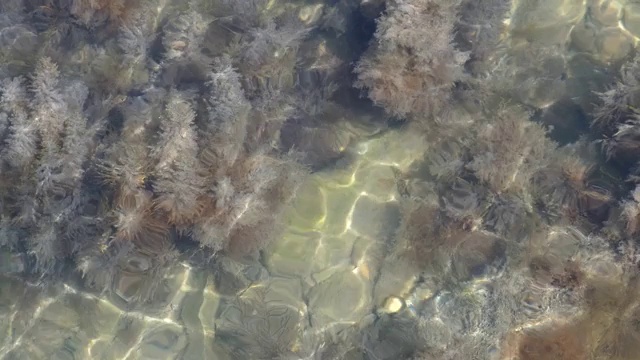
[2,0,640,359]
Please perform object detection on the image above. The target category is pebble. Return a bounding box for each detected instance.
[381,296,404,314]
[598,26,633,62]
[298,4,324,25]
[589,0,622,26]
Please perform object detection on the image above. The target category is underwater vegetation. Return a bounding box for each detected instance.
[355,0,640,359]
[353,0,511,123]
[3,0,640,359]
[354,0,468,119]
[0,0,320,283]
[594,53,640,175]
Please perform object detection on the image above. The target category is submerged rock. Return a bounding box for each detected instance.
[307,267,371,327]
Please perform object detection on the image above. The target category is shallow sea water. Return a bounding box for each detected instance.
[1,0,639,359]
[0,126,426,359]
